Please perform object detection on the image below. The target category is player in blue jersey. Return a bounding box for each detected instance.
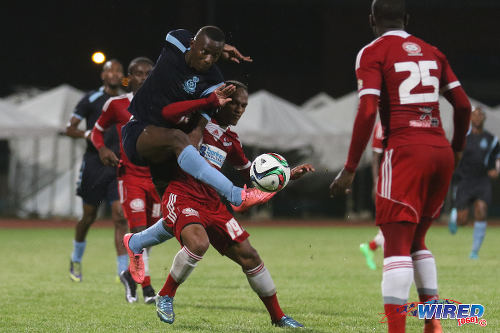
[122,26,269,212]
[65,59,128,282]
[448,106,500,259]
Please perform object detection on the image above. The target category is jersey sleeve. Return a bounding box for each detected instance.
[355,44,383,98]
[165,29,193,53]
[94,98,117,131]
[487,136,500,170]
[72,93,91,120]
[436,49,461,93]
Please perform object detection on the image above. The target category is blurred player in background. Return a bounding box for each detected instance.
[91,57,160,303]
[65,59,128,282]
[124,81,314,327]
[121,25,270,213]
[360,121,384,270]
[330,0,471,332]
[448,106,500,259]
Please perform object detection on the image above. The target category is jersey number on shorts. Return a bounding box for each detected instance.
[225,218,244,240]
[395,61,439,104]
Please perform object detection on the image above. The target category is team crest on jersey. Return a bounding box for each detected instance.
[402,42,422,56]
[130,198,145,212]
[182,208,199,217]
[183,76,200,94]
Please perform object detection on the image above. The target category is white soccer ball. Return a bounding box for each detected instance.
[250,153,291,192]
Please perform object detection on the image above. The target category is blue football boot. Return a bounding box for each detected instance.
[156,294,175,324]
[273,315,304,328]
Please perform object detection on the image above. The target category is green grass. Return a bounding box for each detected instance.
[0,225,499,332]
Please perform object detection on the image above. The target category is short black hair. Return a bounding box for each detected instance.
[225,80,248,91]
[128,57,154,74]
[196,25,225,43]
[372,0,406,24]
[102,58,122,71]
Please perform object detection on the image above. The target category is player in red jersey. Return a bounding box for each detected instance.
[149,81,313,328]
[91,57,162,304]
[360,121,385,270]
[330,1,471,332]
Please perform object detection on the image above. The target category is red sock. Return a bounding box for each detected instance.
[419,294,438,303]
[384,304,406,333]
[141,275,151,288]
[159,274,180,297]
[369,240,378,251]
[260,293,285,322]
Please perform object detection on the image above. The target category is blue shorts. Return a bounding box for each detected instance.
[121,118,148,167]
[76,152,119,206]
[455,177,492,209]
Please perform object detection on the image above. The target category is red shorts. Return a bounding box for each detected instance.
[376,145,454,225]
[162,192,249,255]
[118,175,161,229]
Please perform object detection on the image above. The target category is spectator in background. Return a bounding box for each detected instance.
[448,106,500,259]
[65,59,127,282]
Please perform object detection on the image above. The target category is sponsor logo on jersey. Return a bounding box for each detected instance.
[402,42,422,56]
[183,76,200,94]
[130,198,145,212]
[199,144,227,168]
[380,299,487,328]
[182,208,199,217]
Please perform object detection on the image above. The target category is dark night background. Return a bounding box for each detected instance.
[3,0,500,106]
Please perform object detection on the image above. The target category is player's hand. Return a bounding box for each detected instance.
[487,169,499,179]
[453,151,463,170]
[213,84,237,107]
[221,44,253,64]
[290,163,315,180]
[98,147,119,167]
[329,168,355,198]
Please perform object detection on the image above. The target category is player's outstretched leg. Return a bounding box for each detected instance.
[470,221,487,259]
[70,203,98,282]
[119,269,138,303]
[226,240,304,328]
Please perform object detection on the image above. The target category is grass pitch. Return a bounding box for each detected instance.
[0,223,498,332]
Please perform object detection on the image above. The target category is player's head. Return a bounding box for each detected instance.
[471,106,485,129]
[101,59,124,89]
[369,0,408,37]
[127,57,154,93]
[187,26,225,72]
[215,80,248,127]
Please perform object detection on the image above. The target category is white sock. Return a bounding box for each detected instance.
[411,250,438,296]
[374,229,385,248]
[143,247,151,277]
[245,263,276,297]
[170,246,202,284]
[382,256,413,305]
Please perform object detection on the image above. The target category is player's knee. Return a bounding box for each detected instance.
[239,246,262,270]
[80,212,97,226]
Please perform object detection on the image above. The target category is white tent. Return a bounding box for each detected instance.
[0,100,56,138]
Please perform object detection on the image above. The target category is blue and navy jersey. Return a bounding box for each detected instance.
[128,29,224,128]
[73,87,120,155]
[456,130,500,181]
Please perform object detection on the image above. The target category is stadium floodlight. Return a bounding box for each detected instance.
[91,51,106,64]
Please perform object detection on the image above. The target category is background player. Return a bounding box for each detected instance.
[65,59,128,282]
[448,106,500,259]
[360,121,385,270]
[121,26,270,212]
[329,1,471,332]
[91,57,160,303]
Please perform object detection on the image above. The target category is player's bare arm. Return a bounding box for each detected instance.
[290,163,315,180]
[65,116,89,140]
[222,44,253,64]
[329,168,355,198]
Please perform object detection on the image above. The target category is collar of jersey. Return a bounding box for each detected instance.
[382,30,410,38]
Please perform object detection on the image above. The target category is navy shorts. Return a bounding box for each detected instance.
[121,118,148,167]
[455,177,492,209]
[76,153,119,206]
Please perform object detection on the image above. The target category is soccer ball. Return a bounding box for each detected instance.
[250,153,291,192]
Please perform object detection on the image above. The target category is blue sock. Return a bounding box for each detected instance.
[129,218,173,254]
[177,145,243,205]
[71,240,86,262]
[117,255,128,275]
[472,221,487,253]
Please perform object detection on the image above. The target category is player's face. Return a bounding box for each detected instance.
[471,108,485,128]
[217,88,248,126]
[128,63,152,93]
[189,35,224,72]
[102,61,124,89]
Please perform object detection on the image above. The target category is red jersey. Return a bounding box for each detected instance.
[94,93,151,178]
[372,121,384,153]
[166,120,251,203]
[356,30,461,149]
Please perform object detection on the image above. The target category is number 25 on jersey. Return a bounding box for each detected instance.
[395,60,439,105]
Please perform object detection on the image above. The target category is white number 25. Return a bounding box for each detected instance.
[395,61,439,104]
